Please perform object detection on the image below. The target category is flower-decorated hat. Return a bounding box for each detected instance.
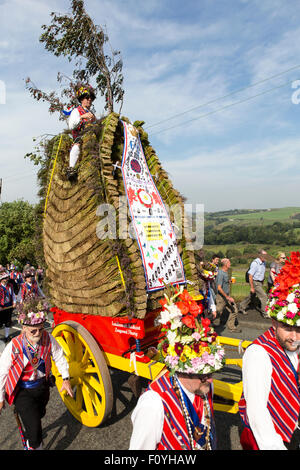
[76,84,96,102]
[157,285,225,375]
[266,251,300,326]
[0,270,9,281]
[198,261,218,281]
[16,297,50,326]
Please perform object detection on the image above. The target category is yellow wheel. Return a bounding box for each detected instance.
[51,320,113,427]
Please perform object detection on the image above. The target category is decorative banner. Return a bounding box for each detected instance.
[121,121,186,292]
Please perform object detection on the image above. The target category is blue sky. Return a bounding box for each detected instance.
[1,0,300,212]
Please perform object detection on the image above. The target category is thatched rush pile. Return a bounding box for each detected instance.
[42,113,202,319]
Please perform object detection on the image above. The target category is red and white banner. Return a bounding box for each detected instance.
[121,121,186,292]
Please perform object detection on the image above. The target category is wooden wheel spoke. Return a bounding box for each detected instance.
[74,335,83,362]
[82,382,95,415]
[83,374,103,396]
[75,385,83,410]
[55,336,72,358]
[83,365,98,374]
[63,331,76,359]
[81,347,90,366]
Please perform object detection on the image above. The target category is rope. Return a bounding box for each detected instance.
[43,134,63,219]
[115,255,126,291]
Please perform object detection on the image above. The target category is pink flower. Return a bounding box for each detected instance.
[286,311,297,319]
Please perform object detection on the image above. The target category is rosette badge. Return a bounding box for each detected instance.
[266,251,300,326]
[157,285,225,375]
[16,297,51,326]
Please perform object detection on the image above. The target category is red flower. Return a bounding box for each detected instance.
[189,301,201,317]
[159,298,168,308]
[181,314,196,329]
[201,318,211,328]
[179,290,193,302]
[174,342,184,355]
[176,301,189,315]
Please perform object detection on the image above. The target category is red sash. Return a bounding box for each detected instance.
[72,105,89,140]
[5,331,52,405]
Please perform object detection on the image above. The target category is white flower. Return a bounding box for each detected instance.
[180,335,194,345]
[158,304,182,327]
[170,317,182,330]
[281,307,288,315]
[287,293,295,303]
[288,303,298,314]
[296,319,300,327]
[157,309,171,325]
[202,365,212,374]
[277,311,285,321]
[165,304,182,319]
[166,330,178,346]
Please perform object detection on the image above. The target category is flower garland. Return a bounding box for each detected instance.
[157,285,225,375]
[266,251,300,326]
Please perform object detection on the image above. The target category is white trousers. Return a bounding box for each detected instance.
[69,144,80,168]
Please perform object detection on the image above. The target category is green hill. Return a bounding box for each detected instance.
[205,207,300,228]
[203,207,300,248]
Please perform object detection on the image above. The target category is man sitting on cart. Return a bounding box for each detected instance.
[66,84,96,181]
[129,286,226,450]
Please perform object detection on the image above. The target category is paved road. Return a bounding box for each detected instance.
[0,309,270,451]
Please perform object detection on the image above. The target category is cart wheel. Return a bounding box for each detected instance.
[51,320,113,427]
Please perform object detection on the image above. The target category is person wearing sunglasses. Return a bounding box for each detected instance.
[267,252,286,293]
[0,298,73,450]
[129,288,226,450]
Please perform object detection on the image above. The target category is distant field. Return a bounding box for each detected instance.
[230,267,251,301]
[206,206,300,227]
[201,207,300,301]
[203,243,300,260]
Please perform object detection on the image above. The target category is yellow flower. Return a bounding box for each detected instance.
[183,345,195,359]
[167,345,175,356]
[180,353,187,362]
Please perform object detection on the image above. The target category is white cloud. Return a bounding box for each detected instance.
[1,0,300,212]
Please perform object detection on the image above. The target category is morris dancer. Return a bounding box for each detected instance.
[9,264,23,295]
[66,84,96,181]
[129,286,225,450]
[239,251,300,450]
[0,298,73,450]
[20,269,44,303]
[0,271,16,343]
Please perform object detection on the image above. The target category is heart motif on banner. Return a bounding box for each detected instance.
[169,233,173,238]
[148,262,154,269]
[158,278,164,283]
[158,246,164,253]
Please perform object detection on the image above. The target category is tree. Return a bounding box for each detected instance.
[0,201,38,267]
[26,0,124,117]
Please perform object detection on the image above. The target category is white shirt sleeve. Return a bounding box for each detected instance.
[50,335,69,379]
[242,344,287,450]
[129,390,164,450]
[0,341,13,402]
[68,108,81,130]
